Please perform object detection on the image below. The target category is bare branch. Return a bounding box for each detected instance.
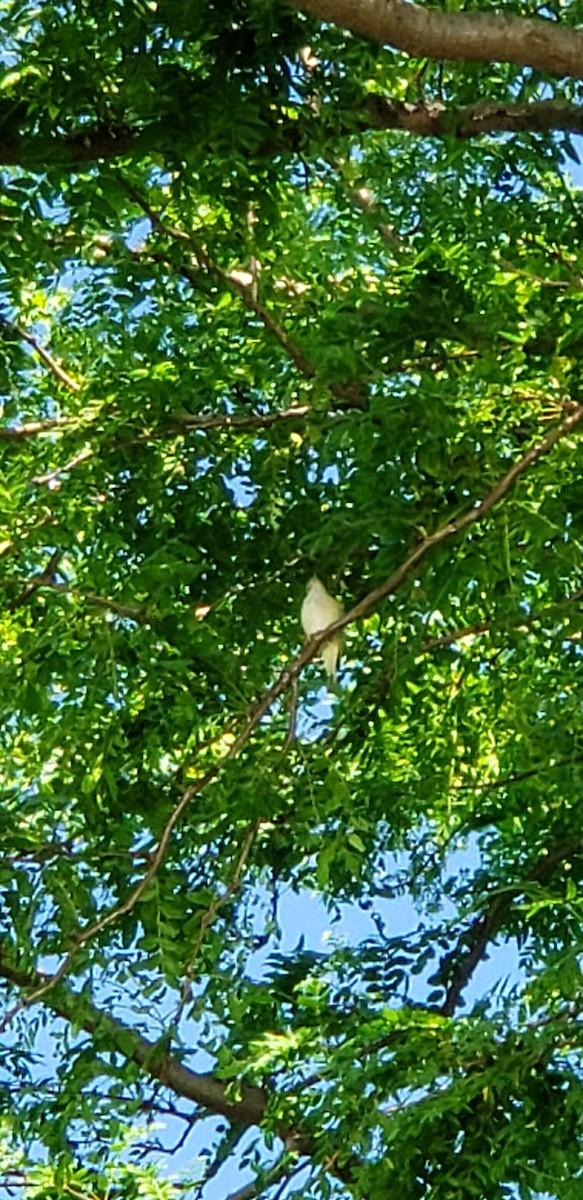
[289,0,583,80]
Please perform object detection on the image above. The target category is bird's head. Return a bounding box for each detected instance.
[307,576,323,592]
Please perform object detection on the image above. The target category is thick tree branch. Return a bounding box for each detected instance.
[0,122,135,168]
[440,837,583,1016]
[0,949,269,1129]
[289,0,583,79]
[3,94,583,183]
[360,95,583,140]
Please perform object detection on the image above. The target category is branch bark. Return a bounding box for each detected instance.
[359,95,583,140]
[440,837,583,1016]
[0,122,135,167]
[289,0,583,79]
[0,418,78,440]
[0,948,269,1129]
[3,95,583,180]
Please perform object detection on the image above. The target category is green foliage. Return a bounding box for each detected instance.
[0,1,583,1198]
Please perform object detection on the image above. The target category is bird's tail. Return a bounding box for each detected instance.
[322,637,341,681]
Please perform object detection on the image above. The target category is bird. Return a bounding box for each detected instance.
[301,577,343,680]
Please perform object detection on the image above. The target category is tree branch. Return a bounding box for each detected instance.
[0,574,150,624]
[0,948,270,1129]
[171,405,312,432]
[32,445,94,485]
[0,417,78,441]
[178,817,262,1012]
[124,185,367,410]
[0,122,135,168]
[6,551,64,612]
[360,95,583,140]
[420,583,583,655]
[1,93,583,185]
[289,0,583,79]
[463,753,583,794]
[0,317,81,392]
[4,404,580,1020]
[440,837,583,1016]
[318,403,583,637]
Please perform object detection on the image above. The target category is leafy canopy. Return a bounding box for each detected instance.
[1,1,583,1198]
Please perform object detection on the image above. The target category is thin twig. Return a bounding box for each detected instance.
[282,675,299,753]
[0,316,81,392]
[179,818,262,1012]
[125,184,366,410]
[413,582,583,658]
[456,752,583,793]
[1,574,150,624]
[33,445,93,485]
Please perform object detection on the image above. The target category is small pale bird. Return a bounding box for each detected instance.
[301,577,343,680]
